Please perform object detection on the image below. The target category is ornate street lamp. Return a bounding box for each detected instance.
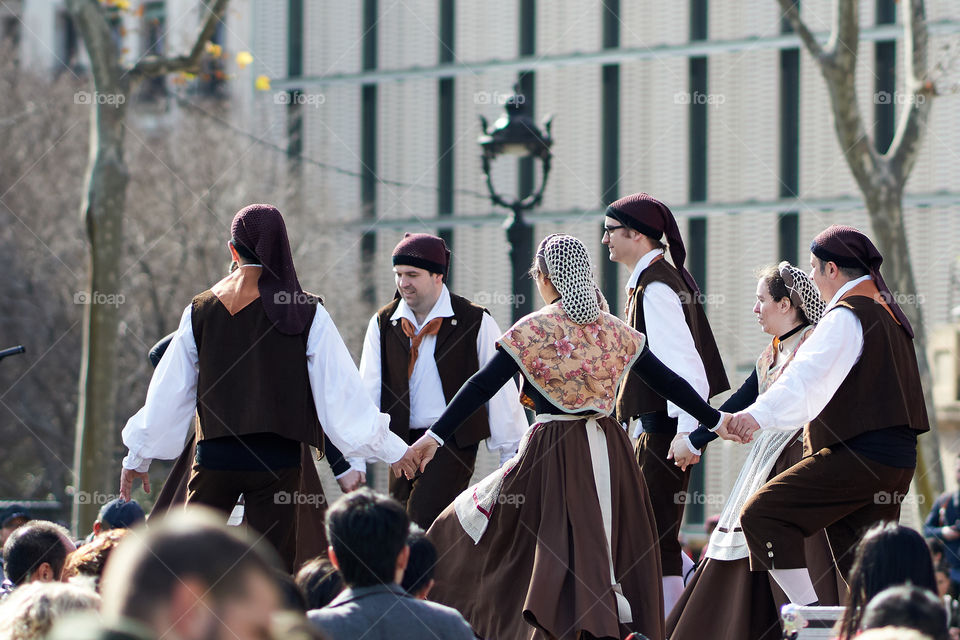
[478,84,553,320]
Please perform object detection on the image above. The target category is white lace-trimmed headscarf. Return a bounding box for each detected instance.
[778,260,825,324]
[536,234,607,325]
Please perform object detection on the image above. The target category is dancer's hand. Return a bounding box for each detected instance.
[667,434,700,472]
[119,468,150,502]
[728,412,760,444]
[336,469,366,493]
[391,447,420,480]
[411,433,440,473]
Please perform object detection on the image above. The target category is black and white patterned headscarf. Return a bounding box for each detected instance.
[538,234,606,325]
[779,261,825,324]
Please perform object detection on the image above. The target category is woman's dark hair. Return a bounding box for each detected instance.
[755,264,810,325]
[401,529,437,596]
[836,522,938,639]
[861,584,948,640]
[295,557,344,610]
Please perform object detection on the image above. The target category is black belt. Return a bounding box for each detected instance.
[639,411,678,435]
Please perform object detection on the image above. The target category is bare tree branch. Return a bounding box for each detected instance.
[775,0,827,63]
[130,0,230,79]
[889,0,935,182]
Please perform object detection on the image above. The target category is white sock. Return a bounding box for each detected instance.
[769,568,818,605]
[662,575,685,617]
[681,550,696,585]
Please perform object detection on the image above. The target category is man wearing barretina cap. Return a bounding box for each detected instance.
[118,204,419,570]
[358,233,528,529]
[603,192,729,614]
[725,224,929,606]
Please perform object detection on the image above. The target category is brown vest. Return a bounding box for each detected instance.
[378,292,491,448]
[191,291,323,448]
[616,258,730,423]
[805,281,929,455]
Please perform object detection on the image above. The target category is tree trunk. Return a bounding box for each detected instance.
[73,78,130,533]
[864,190,944,509]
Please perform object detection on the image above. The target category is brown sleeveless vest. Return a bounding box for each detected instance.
[805,281,929,455]
[377,292,491,448]
[191,291,323,448]
[616,258,730,423]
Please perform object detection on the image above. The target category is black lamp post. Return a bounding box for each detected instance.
[478,85,553,321]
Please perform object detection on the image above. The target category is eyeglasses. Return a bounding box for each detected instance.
[602,224,626,237]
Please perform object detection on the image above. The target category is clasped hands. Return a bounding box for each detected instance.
[390,433,441,480]
[665,411,761,472]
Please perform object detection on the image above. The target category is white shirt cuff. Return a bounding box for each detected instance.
[427,430,444,446]
[706,412,726,432]
[682,435,701,457]
[122,453,150,473]
[382,432,410,464]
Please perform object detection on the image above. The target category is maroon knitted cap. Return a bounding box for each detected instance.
[231,204,313,335]
[392,233,450,280]
[605,192,699,293]
[811,224,914,338]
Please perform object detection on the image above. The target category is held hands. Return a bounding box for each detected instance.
[391,447,421,480]
[119,467,150,502]
[411,433,440,474]
[666,434,700,472]
[717,411,761,444]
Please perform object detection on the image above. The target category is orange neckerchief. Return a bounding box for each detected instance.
[838,280,899,325]
[400,317,444,378]
[210,266,261,315]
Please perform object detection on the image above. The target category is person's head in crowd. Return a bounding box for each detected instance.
[295,557,344,610]
[97,506,283,640]
[92,499,144,537]
[2,521,75,586]
[860,584,949,640]
[274,568,307,612]
[325,488,410,589]
[935,560,953,599]
[928,537,947,568]
[61,529,129,592]
[0,580,100,640]
[0,506,32,546]
[837,522,938,639]
[401,527,436,600]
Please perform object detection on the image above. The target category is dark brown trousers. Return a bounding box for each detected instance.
[390,431,479,530]
[186,463,301,572]
[741,446,914,579]
[636,431,691,576]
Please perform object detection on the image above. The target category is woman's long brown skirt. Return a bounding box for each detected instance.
[427,416,664,640]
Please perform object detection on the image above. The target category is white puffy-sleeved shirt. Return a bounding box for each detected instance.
[626,249,710,437]
[744,275,870,431]
[359,285,529,466]
[121,300,408,473]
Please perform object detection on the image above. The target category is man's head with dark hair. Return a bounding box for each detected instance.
[325,488,410,588]
[99,506,283,640]
[401,528,436,599]
[2,520,75,586]
[295,557,344,610]
[861,584,949,640]
[0,505,32,546]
